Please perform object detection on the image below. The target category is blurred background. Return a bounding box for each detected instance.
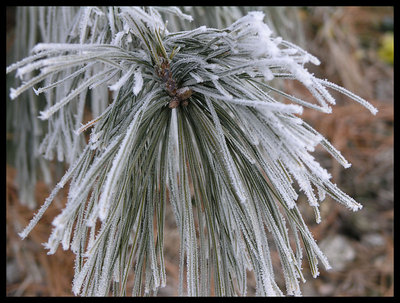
[6,6,393,296]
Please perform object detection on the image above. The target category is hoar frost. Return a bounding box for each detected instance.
[7,7,377,297]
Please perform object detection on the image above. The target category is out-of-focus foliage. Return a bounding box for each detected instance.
[378,33,394,65]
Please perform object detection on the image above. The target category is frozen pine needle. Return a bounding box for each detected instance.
[7,6,377,297]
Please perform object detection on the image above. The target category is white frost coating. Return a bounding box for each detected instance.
[95,221,117,296]
[9,88,18,100]
[225,10,364,119]
[6,50,55,74]
[109,65,136,91]
[318,78,378,115]
[107,7,117,37]
[111,31,125,46]
[176,86,190,96]
[261,67,274,81]
[89,129,103,149]
[235,99,303,114]
[280,39,321,66]
[39,69,110,120]
[31,43,111,53]
[154,6,193,22]
[18,146,89,239]
[79,7,93,45]
[34,62,95,96]
[120,7,166,34]
[72,246,97,294]
[69,134,122,207]
[212,79,233,99]
[132,68,143,95]
[192,86,303,114]
[302,121,352,169]
[230,11,277,59]
[317,186,326,202]
[189,72,203,83]
[97,90,155,221]
[245,202,278,296]
[205,97,247,203]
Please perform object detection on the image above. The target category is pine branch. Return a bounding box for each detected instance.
[7,7,377,296]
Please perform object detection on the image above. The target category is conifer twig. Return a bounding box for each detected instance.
[7,7,377,296]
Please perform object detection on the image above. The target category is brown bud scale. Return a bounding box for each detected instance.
[156,57,193,109]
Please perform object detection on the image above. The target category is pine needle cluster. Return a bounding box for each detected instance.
[6,7,377,296]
